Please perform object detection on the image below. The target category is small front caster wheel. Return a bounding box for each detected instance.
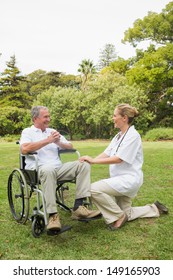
[32,216,45,238]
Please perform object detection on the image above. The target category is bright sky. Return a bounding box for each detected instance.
[0,0,170,75]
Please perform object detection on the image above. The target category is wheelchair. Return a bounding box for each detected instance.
[7,144,93,238]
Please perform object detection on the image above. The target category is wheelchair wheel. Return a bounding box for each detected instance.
[32,216,45,238]
[8,168,30,224]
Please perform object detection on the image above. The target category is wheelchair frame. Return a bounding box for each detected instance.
[7,146,81,237]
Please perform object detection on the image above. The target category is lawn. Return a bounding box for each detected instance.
[0,140,173,260]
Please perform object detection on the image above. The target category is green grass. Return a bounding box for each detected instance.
[0,140,173,260]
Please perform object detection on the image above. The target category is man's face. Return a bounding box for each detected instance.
[34,109,50,130]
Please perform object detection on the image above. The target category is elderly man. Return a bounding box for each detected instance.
[20,106,100,231]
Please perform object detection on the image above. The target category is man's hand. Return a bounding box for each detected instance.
[48,130,61,143]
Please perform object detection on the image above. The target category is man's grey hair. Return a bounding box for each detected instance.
[31,106,48,120]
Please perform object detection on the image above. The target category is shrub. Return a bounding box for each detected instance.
[0,106,30,136]
[143,128,173,141]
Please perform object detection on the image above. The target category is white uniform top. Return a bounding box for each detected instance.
[103,125,143,198]
[20,125,70,169]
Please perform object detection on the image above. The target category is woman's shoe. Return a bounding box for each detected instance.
[108,213,128,231]
[154,201,168,214]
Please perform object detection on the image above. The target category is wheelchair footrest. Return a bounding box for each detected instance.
[47,225,72,235]
[77,213,102,222]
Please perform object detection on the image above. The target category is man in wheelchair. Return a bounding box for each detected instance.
[20,105,100,231]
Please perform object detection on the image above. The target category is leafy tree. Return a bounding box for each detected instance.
[97,43,117,71]
[26,70,61,96]
[0,55,32,135]
[78,59,96,90]
[0,55,31,108]
[34,86,85,139]
[122,1,173,47]
[0,55,21,97]
[121,1,173,127]
[107,57,131,75]
[26,70,79,97]
[58,74,80,88]
[0,106,29,135]
[34,72,152,139]
[125,44,173,126]
[83,72,152,137]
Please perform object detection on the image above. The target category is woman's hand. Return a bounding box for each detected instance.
[79,155,94,164]
[80,154,122,165]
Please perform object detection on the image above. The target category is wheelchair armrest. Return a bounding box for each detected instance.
[59,149,77,154]
[20,152,38,171]
[58,149,80,158]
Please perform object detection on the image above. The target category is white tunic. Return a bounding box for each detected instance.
[20,125,70,169]
[103,125,143,197]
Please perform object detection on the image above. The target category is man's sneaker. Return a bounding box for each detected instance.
[47,214,61,230]
[71,205,101,220]
[154,201,168,214]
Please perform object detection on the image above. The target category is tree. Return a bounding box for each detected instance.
[126,43,173,126]
[26,70,61,96]
[0,106,29,135]
[0,55,31,108]
[34,86,85,139]
[0,55,32,135]
[26,70,79,97]
[97,43,117,71]
[34,72,151,139]
[83,72,152,137]
[122,2,173,47]
[120,1,173,127]
[58,74,80,88]
[0,55,21,96]
[108,57,131,75]
[78,59,96,90]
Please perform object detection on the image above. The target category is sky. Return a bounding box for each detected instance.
[0,0,171,75]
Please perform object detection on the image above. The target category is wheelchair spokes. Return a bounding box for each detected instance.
[8,168,30,224]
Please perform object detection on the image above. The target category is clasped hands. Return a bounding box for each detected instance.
[48,130,61,143]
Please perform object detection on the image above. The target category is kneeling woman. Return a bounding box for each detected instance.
[79,104,168,230]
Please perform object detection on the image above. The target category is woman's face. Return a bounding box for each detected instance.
[112,108,128,129]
